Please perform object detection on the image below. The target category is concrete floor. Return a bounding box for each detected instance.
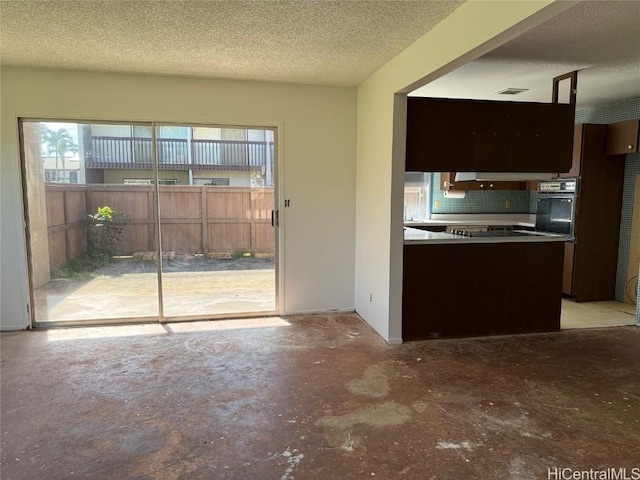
[2,314,639,479]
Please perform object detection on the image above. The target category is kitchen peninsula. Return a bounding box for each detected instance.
[403,227,566,340]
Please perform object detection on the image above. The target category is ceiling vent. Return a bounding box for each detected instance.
[496,88,529,95]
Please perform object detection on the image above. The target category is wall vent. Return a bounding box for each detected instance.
[496,88,529,95]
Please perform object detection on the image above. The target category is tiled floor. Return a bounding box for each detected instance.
[561,299,637,329]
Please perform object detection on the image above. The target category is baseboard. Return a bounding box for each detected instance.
[282,308,355,316]
[0,325,29,332]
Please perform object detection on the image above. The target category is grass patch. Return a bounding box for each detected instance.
[232,251,253,258]
[52,252,110,280]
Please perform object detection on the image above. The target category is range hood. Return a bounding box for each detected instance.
[454,172,555,182]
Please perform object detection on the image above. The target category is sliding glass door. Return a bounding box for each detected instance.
[21,121,160,324]
[20,120,277,326]
[156,125,276,319]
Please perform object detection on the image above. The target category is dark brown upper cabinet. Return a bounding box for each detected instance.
[556,124,582,178]
[405,97,476,172]
[606,119,639,155]
[406,97,575,173]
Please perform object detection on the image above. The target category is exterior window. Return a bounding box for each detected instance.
[43,170,78,184]
[122,178,177,185]
[404,172,430,221]
[194,178,230,186]
[123,178,153,185]
[157,126,188,139]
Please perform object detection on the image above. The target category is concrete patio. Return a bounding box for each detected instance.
[34,257,276,323]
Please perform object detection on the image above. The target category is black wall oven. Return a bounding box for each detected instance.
[535,179,578,238]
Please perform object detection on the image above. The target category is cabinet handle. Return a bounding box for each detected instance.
[629,145,634,150]
[489,183,494,188]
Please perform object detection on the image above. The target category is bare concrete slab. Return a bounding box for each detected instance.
[1,315,639,479]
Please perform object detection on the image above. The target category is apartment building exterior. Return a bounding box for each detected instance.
[45,124,275,187]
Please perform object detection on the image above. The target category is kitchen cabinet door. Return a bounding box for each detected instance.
[508,102,575,173]
[563,241,575,295]
[606,119,639,155]
[470,102,510,171]
[568,124,625,301]
[406,98,475,171]
[406,98,574,173]
[470,131,510,171]
[558,124,582,178]
[403,242,563,339]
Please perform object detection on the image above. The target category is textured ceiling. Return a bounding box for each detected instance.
[483,0,639,72]
[411,0,640,109]
[2,1,637,107]
[0,0,463,86]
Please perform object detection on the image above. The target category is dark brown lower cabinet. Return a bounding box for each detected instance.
[563,241,575,295]
[402,241,564,340]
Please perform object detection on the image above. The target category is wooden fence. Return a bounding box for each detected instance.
[45,184,275,269]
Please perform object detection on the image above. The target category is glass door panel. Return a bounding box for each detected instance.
[157,125,277,319]
[22,121,159,324]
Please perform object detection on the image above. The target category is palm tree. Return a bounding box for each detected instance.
[40,126,78,182]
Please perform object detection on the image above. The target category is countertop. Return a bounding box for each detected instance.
[404,220,536,228]
[404,219,536,228]
[403,227,567,245]
[404,213,536,229]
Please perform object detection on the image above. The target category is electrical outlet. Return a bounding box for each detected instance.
[434,200,440,210]
[505,200,511,209]
[369,293,373,302]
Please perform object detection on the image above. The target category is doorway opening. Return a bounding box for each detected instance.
[20,120,278,326]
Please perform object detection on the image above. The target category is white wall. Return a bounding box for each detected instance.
[0,67,357,329]
[355,0,576,342]
[1,111,29,330]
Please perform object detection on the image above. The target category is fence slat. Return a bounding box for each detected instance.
[201,187,208,253]
[46,185,274,264]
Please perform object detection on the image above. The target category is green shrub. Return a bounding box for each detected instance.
[88,206,129,258]
[231,251,253,258]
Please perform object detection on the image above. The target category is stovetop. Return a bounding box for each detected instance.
[449,228,532,238]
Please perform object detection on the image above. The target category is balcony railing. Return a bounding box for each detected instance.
[85,137,274,170]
